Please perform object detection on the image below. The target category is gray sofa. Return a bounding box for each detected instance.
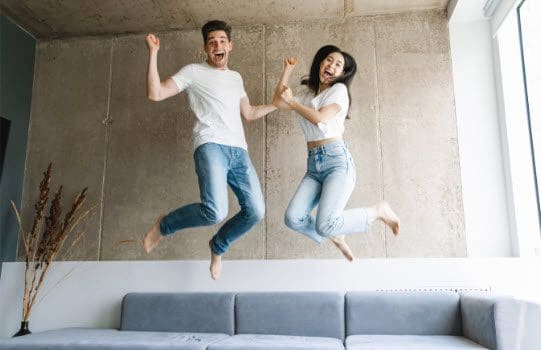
[0,291,539,349]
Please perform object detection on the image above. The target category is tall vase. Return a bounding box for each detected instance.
[13,321,31,337]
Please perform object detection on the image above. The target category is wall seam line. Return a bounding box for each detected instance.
[98,38,114,261]
[15,39,39,261]
[373,19,388,258]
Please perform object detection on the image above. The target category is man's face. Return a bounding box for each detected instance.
[204,30,232,69]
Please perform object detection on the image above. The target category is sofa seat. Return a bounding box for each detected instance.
[208,334,345,350]
[345,335,489,350]
[0,328,230,350]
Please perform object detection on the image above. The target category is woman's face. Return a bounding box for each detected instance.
[319,52,345,86]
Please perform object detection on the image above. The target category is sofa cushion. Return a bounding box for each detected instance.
[346,292,462,336]
[208,334,344,350]
[0,328,230,350]
[345,335,489,349]
[235,292,344,340]
[121,292,235,334]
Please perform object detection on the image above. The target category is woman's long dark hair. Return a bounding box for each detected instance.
[301,45,357,117]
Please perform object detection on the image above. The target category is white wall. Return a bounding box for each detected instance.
[449,5,512,256]
[1,259,541,338]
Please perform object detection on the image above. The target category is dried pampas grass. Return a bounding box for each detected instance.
[11,163,96,322]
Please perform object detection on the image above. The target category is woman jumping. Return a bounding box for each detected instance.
[272,45,400,260]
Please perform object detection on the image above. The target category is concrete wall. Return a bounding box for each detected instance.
[0,14,35,264]
[20,9,466,261]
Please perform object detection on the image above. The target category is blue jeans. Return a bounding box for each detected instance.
[284,140,369,243]
[160,143,265,255]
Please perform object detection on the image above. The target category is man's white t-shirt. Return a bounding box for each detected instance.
[294,83,349,142]
[172,62,248,150]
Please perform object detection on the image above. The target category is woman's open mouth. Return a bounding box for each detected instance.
[322,70,334,80]
[323,68,334,78]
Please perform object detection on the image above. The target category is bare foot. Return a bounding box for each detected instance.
[142,216,164,253]
[330,235,354,261]
[377,201,400,235]
[209,240,222,280]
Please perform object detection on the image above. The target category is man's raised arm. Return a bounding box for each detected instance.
[146,34,180,101]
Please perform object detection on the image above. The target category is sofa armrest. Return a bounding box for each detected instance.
[494,297,541,350]
[460,293,541,350]
[460,294,497,349]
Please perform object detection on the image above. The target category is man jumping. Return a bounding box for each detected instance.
[142,20,276,280]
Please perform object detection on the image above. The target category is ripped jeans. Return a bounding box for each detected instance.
[284,140,369,243]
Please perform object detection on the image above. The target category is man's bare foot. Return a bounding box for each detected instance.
[209,240,222,280]
[377,201,400,235]
[330,235,354,261]
[142,216,164,253]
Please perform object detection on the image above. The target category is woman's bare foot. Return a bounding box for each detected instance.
[142,216,164,253]
[330,235,354,261]
[377,201,400,235]
[209,240,222,280]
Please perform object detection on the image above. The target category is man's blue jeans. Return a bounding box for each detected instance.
[284,140,369,243]
[160,142,265,255]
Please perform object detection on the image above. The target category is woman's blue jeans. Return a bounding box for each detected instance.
[160,143,265,255]
[284,140,369,243]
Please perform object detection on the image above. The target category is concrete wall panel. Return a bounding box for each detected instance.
[375,11,466,257]
[100,31,201,261]
[21,38,111,260]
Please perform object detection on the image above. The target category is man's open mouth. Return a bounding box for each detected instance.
[215,52,225,61]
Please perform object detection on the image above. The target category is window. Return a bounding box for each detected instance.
[493,0,541,255]
[517,0,541,233]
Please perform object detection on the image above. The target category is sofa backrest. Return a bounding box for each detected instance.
[235,292,345,340]
[346,291,462,336]
[121,292,235,334]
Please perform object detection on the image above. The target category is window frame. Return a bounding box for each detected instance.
[491,0,541,256]
[516,0,541,236]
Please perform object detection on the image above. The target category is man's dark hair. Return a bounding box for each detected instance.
[202,20,232,43]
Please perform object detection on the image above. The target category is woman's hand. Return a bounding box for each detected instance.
[273,57,297,110]
[280,86,294,105]
[284,57,297,72]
